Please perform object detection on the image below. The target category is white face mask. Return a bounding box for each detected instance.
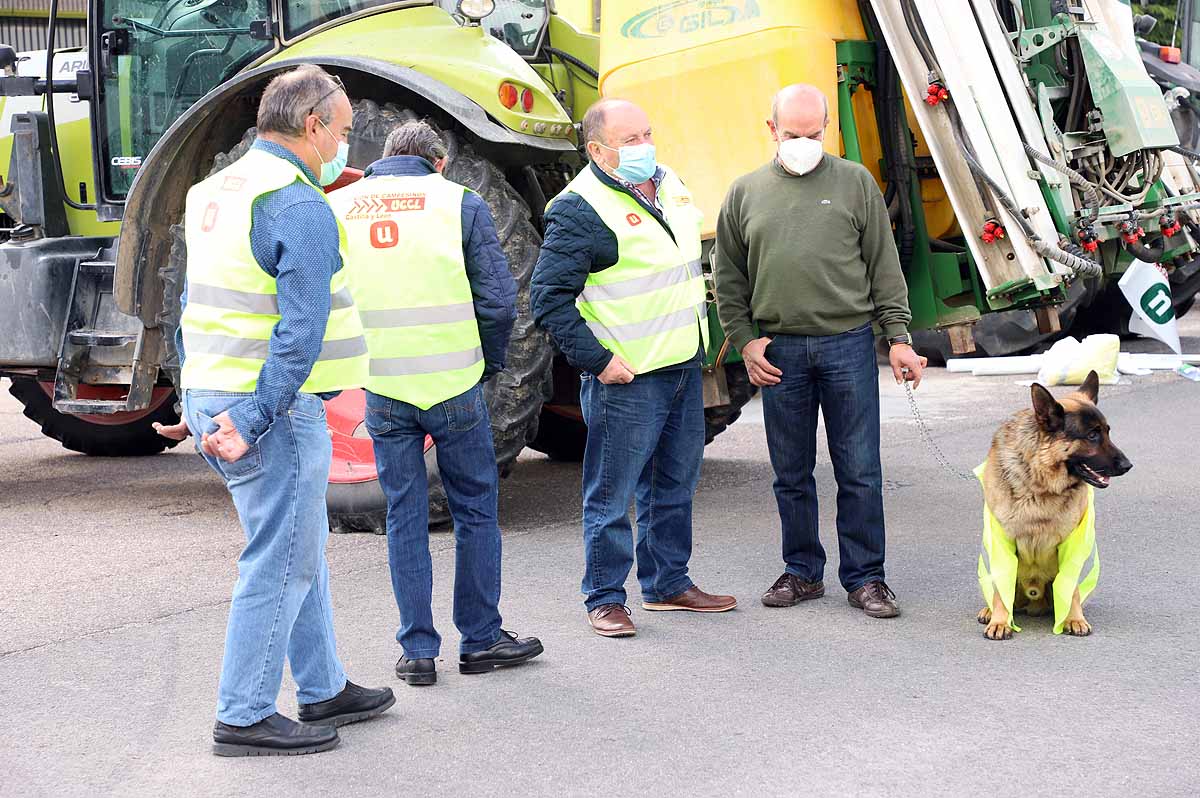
[777,136,825,175]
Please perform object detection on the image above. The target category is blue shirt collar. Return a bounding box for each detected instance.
[364,155,437,178]
[252,138,321,186]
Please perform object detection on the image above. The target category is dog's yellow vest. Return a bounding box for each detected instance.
[975,463,1100,634]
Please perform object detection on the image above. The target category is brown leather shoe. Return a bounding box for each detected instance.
[588,604,636,637]
[847,580,900,618]
[642,586,737,613]
[761,573,825,607]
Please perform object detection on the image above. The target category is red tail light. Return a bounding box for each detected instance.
[521,88,534,113]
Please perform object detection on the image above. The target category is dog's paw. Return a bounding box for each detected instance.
[977,607,992,625]
[1063,617,1092,637]
[984,620,1013,640]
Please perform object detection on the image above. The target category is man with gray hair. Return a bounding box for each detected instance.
[173,64,394,756]
[329,120,541,686]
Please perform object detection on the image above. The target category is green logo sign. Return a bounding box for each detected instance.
[621,0,761,40]
[1139,283,1175,324]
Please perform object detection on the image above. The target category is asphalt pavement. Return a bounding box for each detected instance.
[1,319,1198,796]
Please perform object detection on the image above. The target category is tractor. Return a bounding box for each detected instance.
[2,0,1199,531]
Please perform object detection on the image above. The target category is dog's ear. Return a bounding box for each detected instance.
[1031,383,1064,433]
[1077,370,1100,404]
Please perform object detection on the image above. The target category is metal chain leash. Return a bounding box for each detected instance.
[902,380,977,482]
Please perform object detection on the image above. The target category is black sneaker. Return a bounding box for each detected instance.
[395,656,437,686]
[212,713,339,757]
[459,629,544,674]
[297,680,395,727]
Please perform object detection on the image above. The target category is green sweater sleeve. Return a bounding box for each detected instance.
[860,170,912,339]
[713,181,758,354]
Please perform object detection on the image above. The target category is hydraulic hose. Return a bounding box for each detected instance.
[1022,142,1101,220]
[1121,236,1166,263]
[963,148,1102,277]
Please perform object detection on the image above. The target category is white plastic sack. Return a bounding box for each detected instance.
[1036,334,1120,386]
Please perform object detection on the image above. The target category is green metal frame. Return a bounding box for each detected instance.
[836,40,981,331]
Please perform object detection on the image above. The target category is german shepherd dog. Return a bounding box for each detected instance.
[977,371,1132,640]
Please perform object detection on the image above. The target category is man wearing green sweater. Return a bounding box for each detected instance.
[714,83,926,619]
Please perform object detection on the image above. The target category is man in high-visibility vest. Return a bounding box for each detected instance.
[174,65,393,756]
[329,120,543,685]
[531,99,737,639]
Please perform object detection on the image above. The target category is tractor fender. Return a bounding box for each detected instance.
[115,55,574,322]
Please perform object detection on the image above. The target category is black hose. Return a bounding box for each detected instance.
[44,0,94,211]
[862,1,917,267]
[544,47,599,81]
[900,0,939,79]
[1121,236,1166,263]
[1064,41,1087,134]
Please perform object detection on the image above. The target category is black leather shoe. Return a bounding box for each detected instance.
[459,629,544,674]
[395,656,437,686]
[297,680,396,727]
[212,713,339,757]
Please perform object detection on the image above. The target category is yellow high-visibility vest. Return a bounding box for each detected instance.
[552,165,708,374]
[180,147,367,393]
[975,463,1100,634]
[328,172,484,409]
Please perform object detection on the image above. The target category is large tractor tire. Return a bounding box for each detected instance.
[7,377,181,456]
[703,362,757,445]
[527,360,758,462]
[160,99,552,532]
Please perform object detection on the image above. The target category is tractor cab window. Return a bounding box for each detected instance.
[283,1,401,40]
[95,0,274,201]
[437,0,548,57]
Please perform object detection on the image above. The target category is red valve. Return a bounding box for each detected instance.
[1077,225,1100,253]
[980,219,1006,243]
[924,82,949,106]
[1160,214,1182,237]
[1118,219,1145,245]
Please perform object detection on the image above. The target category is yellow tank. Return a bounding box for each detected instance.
[597,0,956,240]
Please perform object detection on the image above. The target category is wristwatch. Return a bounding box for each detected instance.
[887,333,912,347]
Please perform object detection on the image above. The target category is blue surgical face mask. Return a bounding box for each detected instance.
[313,119,349,186]
[597,141,657,184]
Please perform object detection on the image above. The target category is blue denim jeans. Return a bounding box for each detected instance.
[579,366,703,611]
[364,384,502,658]
[183,389,346,726]
[760,324,886,592]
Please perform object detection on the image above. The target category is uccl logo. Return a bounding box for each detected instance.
[370,220,400,249]
[621,0,760,39]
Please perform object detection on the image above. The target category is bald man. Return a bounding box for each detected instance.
[532,99,736,638]
[714,84,924,620]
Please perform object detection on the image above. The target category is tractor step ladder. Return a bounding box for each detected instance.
[52,253,161,415]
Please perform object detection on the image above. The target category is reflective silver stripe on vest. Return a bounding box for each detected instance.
[187,283,279,315]
[185,332,366,361]
[187,283,356,314]
[360,302,476,328]
[318,335,369,361]
[586,301,706,343]
[370,346,484,377]
[1077,544,1098,582]
[979,546,992,575]
[580,259,703,303]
